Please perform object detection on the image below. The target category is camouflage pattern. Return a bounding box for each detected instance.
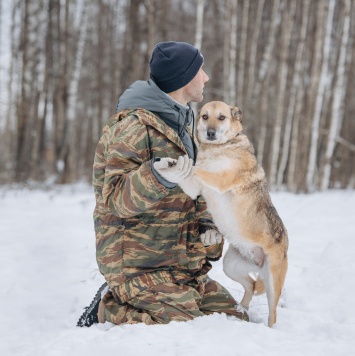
[93,109,225,305]
[101,277,249,325]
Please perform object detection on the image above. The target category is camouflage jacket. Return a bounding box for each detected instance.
[93,108,223,303]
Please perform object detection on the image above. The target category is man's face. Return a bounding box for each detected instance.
[183,67,209,103]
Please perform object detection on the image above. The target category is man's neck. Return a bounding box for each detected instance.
[167,90,189,108]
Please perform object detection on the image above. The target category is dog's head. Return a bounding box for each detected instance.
[197,101,243,144]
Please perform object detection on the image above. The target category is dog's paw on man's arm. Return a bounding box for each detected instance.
[200,229,223,246]
[153,155,194,185]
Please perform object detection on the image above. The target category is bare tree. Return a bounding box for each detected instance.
[1,0,354,191]
[195,0,205,50]
[237,0,249,107]
[254,0,280,166]
[306,0,336,191]
[60,0,88,183]
[269,0,297,188]
[120,0,144,91]
[321,0,352,190]
[223,0,232,103]
[245,0,265,109]
[278,0,310,189]
[144,0,155,78]
[294,1,326,192]
[229,0,237,105]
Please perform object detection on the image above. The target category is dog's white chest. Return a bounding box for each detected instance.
[201,188,237,237]
[196,152,231,172]
[201,185,259,262]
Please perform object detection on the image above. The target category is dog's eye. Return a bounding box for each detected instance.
[202,114,208,120]
[219,115,226,121]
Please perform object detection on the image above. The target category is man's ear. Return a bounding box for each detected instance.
[230,106,242,123]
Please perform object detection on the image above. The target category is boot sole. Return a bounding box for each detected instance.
[77,282,109,327]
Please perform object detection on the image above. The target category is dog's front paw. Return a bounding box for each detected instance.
[154,157,178,169]
[178,172,201,199]
[153,155,194,184]
[200,229,223,246]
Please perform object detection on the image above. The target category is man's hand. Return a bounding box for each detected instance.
[200,229,223,246]
[153,155,195,184]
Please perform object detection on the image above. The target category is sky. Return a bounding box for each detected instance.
[0,183,354,355]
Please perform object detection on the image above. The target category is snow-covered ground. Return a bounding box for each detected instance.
[0,184,354,356]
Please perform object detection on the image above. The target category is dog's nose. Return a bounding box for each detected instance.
[207,129,216,140]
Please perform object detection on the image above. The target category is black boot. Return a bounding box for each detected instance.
[77,282,109,327]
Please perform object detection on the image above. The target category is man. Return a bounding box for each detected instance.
[77,41,248,327]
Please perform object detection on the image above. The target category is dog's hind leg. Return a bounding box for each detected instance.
[254,278,265,295]
[263,254,288,327]
[223,244,259,309]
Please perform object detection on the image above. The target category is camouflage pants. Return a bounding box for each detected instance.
[101,276,248,325]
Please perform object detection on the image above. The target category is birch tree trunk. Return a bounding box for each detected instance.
[321,0,352,190]
[229,0,237,105]
[67,3,87,124]
[269,0,297,188]
[306,0,335,191]
[257,73,270,166]
[296,1,326,191]
[2,3,18,181]
[223,0,232,103]
[252,0,280,103]
[245,0,264,109]
[31,2,48,181]
[278,0,310,189]
[160,0,169,40]
[287,66,305,191]
[237,0,249,107]
[120,0,143,91]
[195,0,204,50]
[94,0,104,147]
[36,2,52,180]
[59,1,88,183]
[15,0,44,180]
[15,0,30,181]
[53,0,69,179]
[255,0,280,165]
[191,0,205,118]
[145,0,155,78]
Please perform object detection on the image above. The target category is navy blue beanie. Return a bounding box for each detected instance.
[149,41,204,93]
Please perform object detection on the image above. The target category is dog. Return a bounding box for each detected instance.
[175,101,288,327]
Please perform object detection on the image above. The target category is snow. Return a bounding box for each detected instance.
[1,184,354,356]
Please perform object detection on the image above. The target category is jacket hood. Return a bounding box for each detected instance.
[116,79,194,136]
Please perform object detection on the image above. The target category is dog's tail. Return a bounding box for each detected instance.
[254,278,265,295]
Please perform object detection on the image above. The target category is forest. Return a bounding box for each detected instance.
[0,0,354,192]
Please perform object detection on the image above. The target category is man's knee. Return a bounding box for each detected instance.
[199,278,249,321]
[128,283,204,324]
[100,282,205,325]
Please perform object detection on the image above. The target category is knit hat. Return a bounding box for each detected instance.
[149,41,204,93]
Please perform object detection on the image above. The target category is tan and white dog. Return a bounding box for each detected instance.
[178,101,288,327]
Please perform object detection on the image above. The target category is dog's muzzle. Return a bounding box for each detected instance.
[207,128,217,141]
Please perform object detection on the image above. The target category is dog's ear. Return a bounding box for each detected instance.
[197,109,201,119]
[230,106,243,123]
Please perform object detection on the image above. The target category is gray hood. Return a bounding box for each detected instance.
[116,79,194,137]
[116,79,195,160]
